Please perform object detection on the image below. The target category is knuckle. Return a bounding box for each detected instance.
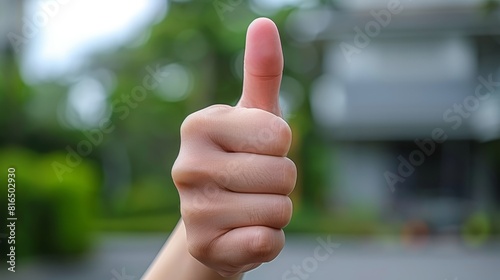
[180,200,204,222]
[253,113,292,156]
[179,111,203,138]
[180,183,222,221]
[276,196,293,228]
[180,105,230,137]
[171,159,188,187]
[247,196,291,228]
[282,158,297,194]
[171,157,207,189]
[250,228,283,262]
[271,117,292,156]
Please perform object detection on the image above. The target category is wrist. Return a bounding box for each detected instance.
[143,219,243,280]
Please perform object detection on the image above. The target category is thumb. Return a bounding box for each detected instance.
[237,18,283,117]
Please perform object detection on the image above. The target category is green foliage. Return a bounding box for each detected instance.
[462,212,492,247]
[286,207,386,236]
[97,213,180,233]
[481,0,500,13]
[0,147,99,259]
[112,177,180,216]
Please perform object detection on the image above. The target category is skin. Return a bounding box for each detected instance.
[142,18,297,279]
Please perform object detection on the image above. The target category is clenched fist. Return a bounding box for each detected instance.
[143,18,296,279]
[173,18,296,277]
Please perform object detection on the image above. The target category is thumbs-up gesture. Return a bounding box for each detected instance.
[172,18,297,277]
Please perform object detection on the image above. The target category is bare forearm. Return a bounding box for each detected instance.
[142,220,243,280]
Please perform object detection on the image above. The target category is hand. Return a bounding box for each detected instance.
[171,18,297,277]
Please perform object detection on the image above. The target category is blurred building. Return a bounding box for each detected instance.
[309,0,500,232]
[0,1,22,54]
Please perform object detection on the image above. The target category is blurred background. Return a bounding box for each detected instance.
[1,0,499,279]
